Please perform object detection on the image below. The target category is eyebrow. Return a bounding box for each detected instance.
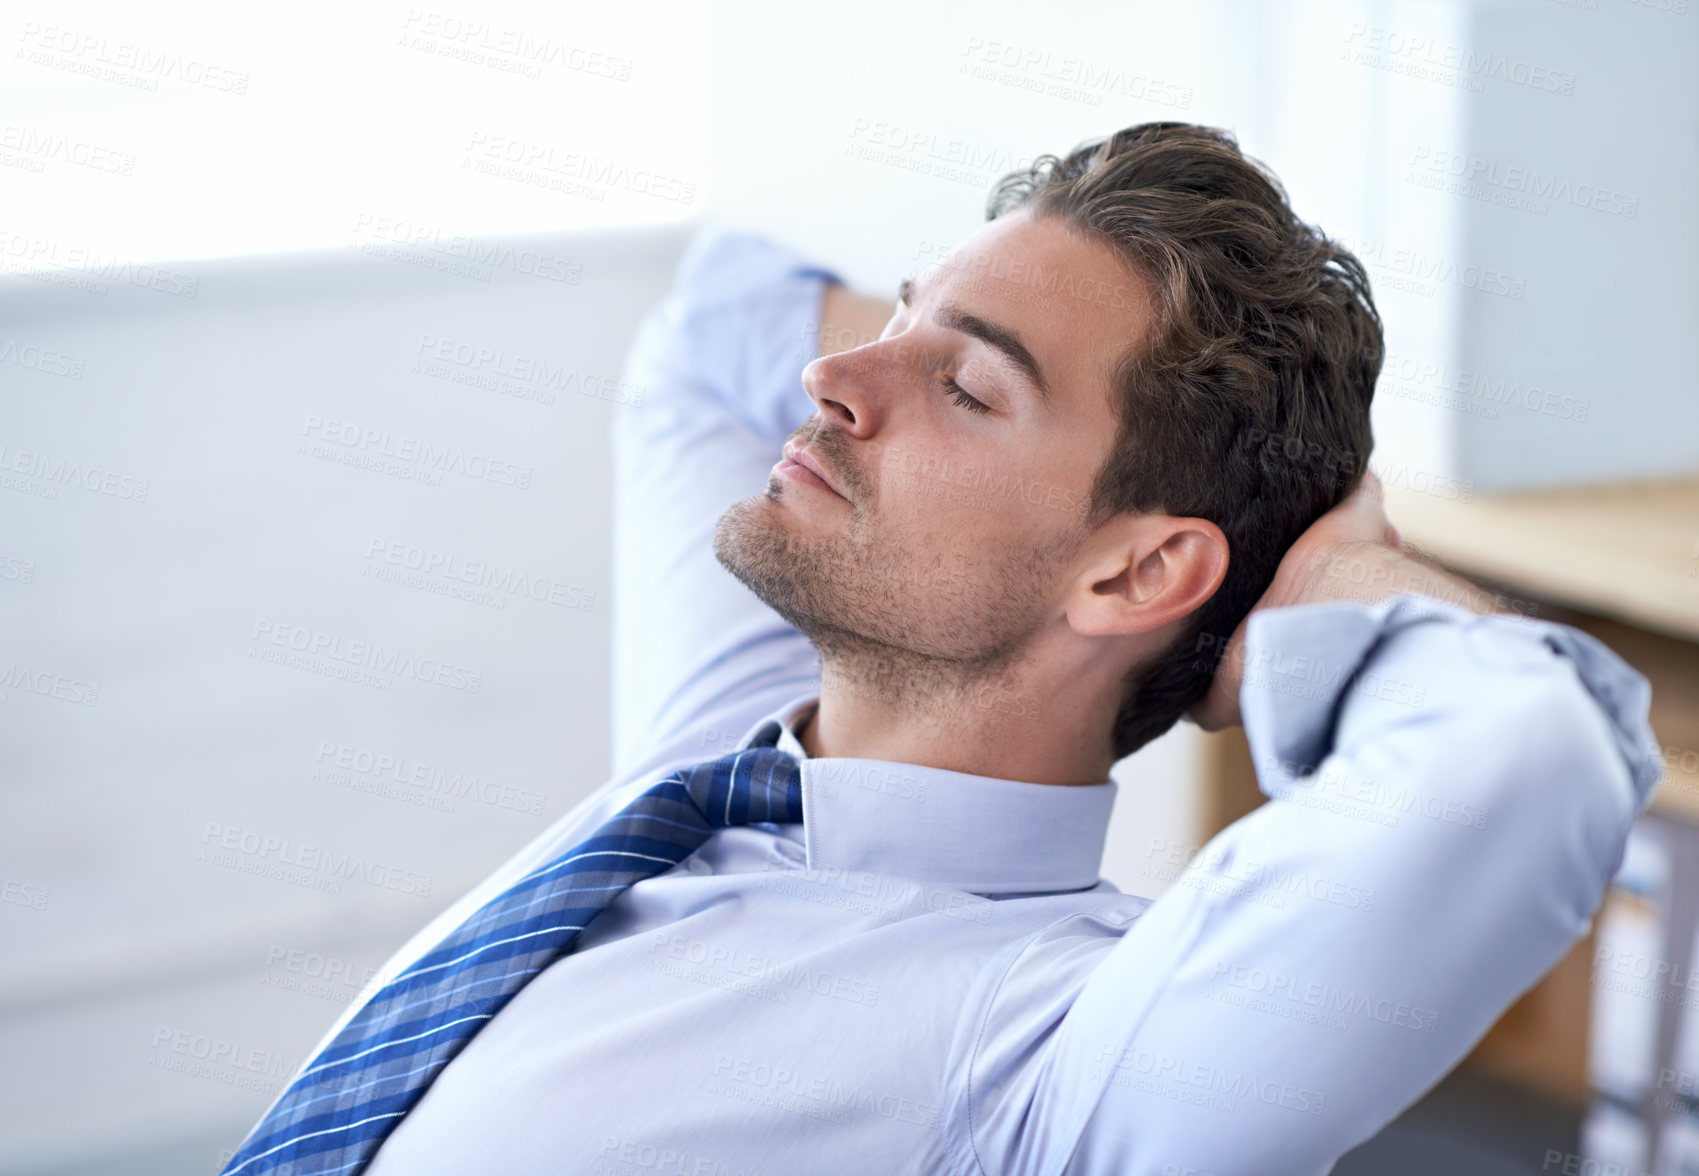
[898,272,1051,406]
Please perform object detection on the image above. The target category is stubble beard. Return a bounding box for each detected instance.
[711,473,1083,728]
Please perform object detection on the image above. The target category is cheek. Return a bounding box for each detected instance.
[874,454,1002,539]
[882,457,1065,533]
[869,432,1001,511]
[875,479,1049,592]
[866,431,1085,544]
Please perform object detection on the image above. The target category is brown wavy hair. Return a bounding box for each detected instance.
[986,122,1383,758]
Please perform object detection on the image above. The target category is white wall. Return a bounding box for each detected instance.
[0,225,691,1174]
[1,0,708,262]
[1453,0,1699,488]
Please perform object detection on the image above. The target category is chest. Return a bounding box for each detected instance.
[362,837,1043,1176]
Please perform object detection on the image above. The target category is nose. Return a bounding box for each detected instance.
[802,348,885,439]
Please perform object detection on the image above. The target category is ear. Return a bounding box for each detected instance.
[1065,515,1229,638]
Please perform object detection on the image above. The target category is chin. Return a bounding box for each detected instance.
[716,496,848,634]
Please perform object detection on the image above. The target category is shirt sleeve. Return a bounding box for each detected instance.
[610,227,843,775]
[961,593,1662,1176]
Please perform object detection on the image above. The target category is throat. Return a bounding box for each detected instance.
[794,700,823,758]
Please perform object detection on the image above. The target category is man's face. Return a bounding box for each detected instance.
[714,210,1157,682]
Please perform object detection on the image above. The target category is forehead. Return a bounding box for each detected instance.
[915,211,1158,411]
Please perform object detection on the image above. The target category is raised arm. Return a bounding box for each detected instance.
[963,477,1662,1175]
[609,228,893,775]
[818,281,897,359]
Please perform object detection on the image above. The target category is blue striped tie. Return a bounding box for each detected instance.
[221,722,804,1176]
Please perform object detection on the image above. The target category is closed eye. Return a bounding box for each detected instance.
[940,374,991,415]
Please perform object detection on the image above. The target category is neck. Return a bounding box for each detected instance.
[794,647,1120,787]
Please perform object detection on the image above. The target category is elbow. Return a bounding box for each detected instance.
[1492,664,1645,920]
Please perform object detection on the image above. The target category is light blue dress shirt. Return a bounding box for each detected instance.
[337,229,1661,1175]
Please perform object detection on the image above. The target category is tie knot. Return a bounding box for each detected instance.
[682,740,804,828]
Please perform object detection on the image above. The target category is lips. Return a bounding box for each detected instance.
[781,440,844,499]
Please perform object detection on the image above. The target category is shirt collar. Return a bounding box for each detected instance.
[741,692,1117,897]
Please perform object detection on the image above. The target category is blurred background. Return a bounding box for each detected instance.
[1,0,1695,1172]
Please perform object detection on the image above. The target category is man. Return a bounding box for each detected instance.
[225,123,1659,1175]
